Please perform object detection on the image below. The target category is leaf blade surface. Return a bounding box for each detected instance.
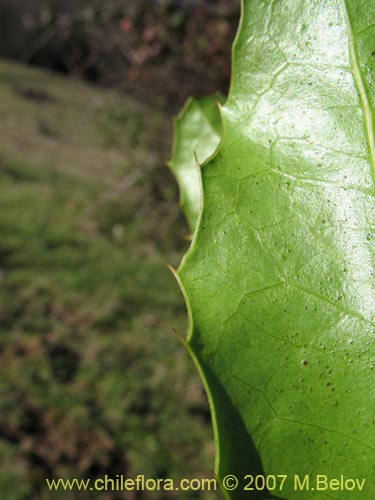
[178,1,375,498]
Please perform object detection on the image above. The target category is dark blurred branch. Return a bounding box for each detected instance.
[1,0,240,110]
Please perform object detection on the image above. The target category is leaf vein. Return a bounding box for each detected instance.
[341,0,375,183]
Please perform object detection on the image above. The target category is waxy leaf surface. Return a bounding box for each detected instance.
[178,1,375,498]
[169,96,223,232]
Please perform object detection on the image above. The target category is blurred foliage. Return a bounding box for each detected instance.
[0,1,240,497]
[0,60,217,499]
[0,0,239,110]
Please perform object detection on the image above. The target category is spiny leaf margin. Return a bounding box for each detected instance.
[169,95,224,233]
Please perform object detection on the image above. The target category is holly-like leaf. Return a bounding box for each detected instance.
[177,1,375,499]
[169,95,224,232]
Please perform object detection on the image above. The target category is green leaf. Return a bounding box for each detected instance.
[177,1,375,499]
[169,95,224,233]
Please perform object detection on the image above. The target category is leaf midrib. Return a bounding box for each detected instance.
[341,0,375,182]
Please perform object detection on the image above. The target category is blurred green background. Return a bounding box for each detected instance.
[0,1,239,498]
